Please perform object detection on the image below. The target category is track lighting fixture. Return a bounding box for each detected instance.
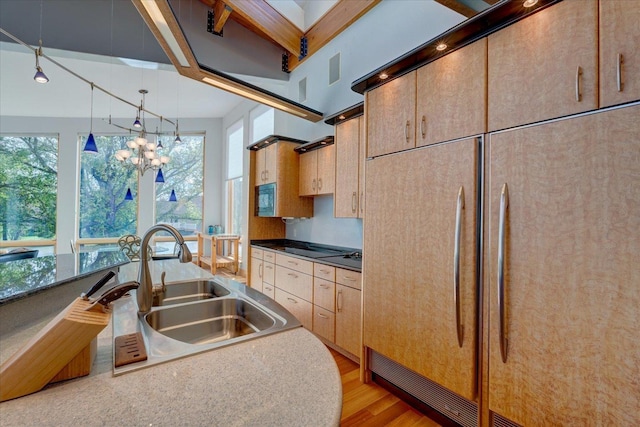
[33,40,49,84]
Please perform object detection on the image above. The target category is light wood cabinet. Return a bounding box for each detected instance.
[487,0,598,132]
[275,288,312,330]
[249,247,274,296]
[367,71,416,157]
[335,116,364,218]
[255,143,277,185]
[416,39,486,147]
[313,306,335,342]
[363,138,478,401]
[313,278,335,311]
[358,116,365,218]
[335,284,361,358]
[299,146,335,196]
[486,104,640,426]
[250,256,263,293]
[599,0,640,108]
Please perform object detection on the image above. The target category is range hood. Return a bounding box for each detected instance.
[247,135,308,151]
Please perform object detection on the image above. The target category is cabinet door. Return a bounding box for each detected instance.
[250,257,263,292]
[599,1,640,107]
[335,284,361,357]
[316,145,335,195]
[417,38,486,147]
[275,288,312,330]
[313,306,335,342]
[367,71,416,157]
[263,143,277,184]
[488,0,597,131]
[358,116,365,218]
[364,138,478,401]
[299,150,317,196]
[335,118,360,217]
[254,150,265,186]
[487,105,640,426]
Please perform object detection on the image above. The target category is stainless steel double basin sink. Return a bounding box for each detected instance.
[112,277,301,375]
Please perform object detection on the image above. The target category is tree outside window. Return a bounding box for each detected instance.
[0,135,58,248]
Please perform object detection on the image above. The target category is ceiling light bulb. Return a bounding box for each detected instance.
[436,43,447,51]
[133,116,142,128]
[523,0,538,7]
[34,66,49,83]
[379,72,389,80]
[338,115,346,120]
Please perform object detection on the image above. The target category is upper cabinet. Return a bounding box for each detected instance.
[255,143,277,186]
[335,116,364,218]
[299,145,335,196]
[416,39,487,147]
[599,1,640,108]
[488,0,598,132]
[367,71,416,157]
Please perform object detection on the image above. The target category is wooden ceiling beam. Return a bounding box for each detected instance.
[434,0,477,18]
[286,0,382,72]
[212,0,233,34]
[223,0,303,57]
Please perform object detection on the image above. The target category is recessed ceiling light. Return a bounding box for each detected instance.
[379,72,389,80]
[338,115,346,120]
[523,0,538,7]
[436,43,447,52]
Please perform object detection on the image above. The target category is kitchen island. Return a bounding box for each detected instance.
[0,260,342,426]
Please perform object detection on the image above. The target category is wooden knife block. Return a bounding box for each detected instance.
[0,298,110,402]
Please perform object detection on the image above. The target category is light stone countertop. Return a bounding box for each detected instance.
[0,260,342,426]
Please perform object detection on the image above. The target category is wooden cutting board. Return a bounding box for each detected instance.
[0,297,110,402]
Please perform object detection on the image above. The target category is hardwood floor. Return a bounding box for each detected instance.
[329,348,445,426]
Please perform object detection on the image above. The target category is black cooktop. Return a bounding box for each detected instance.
[251,239,362,271]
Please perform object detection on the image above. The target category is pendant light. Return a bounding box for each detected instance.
[169,189,178,202]
[133,108,142,128]
[174,119,182,144]
[124,188,134,201]
[83,83,98,153]
[155,168,165,183]
[33,40,49,84]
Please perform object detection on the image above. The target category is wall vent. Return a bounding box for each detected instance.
[369,349,478,427]
[299,77,307,103]
[329,52,340,85]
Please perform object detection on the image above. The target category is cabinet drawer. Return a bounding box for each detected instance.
[314,278,335,312]
[276,253,313,275]
[313,263,335,281]
[336,268,362,290]
[250,247,264,259]
[313,306,335,342]
[275,265,313,302]
[263,250,276,263]
[263,262,275,285]
[262,283,275,300]
[275,288,312,330]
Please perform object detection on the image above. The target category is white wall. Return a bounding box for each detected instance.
[0,115,223,254]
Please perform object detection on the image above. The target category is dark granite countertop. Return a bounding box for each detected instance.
[251,239,362,272]
[0,251,130,305]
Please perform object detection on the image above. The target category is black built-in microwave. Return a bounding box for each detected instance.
[255,183,276,217]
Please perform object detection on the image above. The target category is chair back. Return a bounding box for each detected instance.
[117,235,142,261]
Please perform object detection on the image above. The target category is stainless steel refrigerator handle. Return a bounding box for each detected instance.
[575,66,582,102]
[454,186,465,348]
[498,183,509,363]
[617,53,624,92]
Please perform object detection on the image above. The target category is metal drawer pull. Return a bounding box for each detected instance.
[312,178,316,191]
[265,170,269,181]
[498,183,509,363]
[261,171,265,181]
[287,297,297,304]
[320,269,330,274]
[575,66,582,102]
[319,284,330,289]
[617,53,624,92]
[287,273,299,278]
[265,286,273,291]
[318,313,329,319]
[318,178,322,191]
[352,192,357,213]
[337,290,343,312]
[259,263,263,279]
[265,265,273,270]
[420,115,426,139]
[360,192,364,214]
[342,276,357,282]
[454,186,464,348]
[404,120,410,143]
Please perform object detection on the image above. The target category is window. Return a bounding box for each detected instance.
[79,135,137,241]
[225,121,243,236]
[0,135,58,255]
[155,134,204,241]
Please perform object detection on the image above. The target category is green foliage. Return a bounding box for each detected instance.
[0,136,58,241]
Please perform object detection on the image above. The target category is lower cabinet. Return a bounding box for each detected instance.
[250,256,263,293]
[335,283,361,357]
[275,288,312,330]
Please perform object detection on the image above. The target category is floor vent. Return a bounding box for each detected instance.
[491,412,521,427]
[369,349,478,427]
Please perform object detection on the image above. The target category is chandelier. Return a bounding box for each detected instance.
[114,89,170,177]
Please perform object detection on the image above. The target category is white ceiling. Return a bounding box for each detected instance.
[0,41,247,119]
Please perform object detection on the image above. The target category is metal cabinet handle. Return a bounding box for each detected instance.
[404,120,411,143]
[261,171,265,181]
[420,115,426,139]
[265,286,272,291]
[259,263,263,279]
[265,265,273,270]
[352,192,357,213]
[318,178,323,191]
[498,183,509,363]
[617,53,624,92]
[265,170,269,181]
[342,276,357,282]
[287,273,299,278]
[287,260,298,265]
[454,186,465,348]
[359,192,364,215]
[318,313,329,319]
[312,178,316,191]
[337,290,343,312]
[287,297,297,304]
[320,269,330,274]
[319,284,330,289]
[575,66,582,102]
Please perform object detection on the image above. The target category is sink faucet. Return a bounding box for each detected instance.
[137,224,192,313]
